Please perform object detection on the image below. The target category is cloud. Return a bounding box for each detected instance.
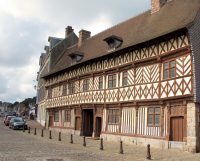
[0,0,150,103]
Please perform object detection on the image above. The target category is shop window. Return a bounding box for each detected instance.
[54,111,59,122]
[147,107,160,126]
[108,109,120,124]
[65,109,71,122]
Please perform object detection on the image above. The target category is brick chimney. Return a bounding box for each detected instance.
[78,29,91,47]
[65,26,74,38]
[151,0,167,14]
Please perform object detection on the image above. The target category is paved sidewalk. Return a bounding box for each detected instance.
[22,120,200,161]
[1,119,200,161]
[27,120,44,129]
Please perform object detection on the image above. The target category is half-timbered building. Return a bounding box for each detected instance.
[37,0,200,152]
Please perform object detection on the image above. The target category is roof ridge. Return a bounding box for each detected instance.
[88,9,151,40]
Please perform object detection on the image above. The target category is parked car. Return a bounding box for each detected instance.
[4,116,16,126]
[9,117,28,130]
[0,112,4,117]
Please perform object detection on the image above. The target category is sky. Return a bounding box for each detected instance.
[0,0,150,103]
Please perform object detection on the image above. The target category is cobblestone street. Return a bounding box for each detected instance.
[0,119,200,161]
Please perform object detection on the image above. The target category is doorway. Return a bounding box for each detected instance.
[49,116,53,127]
[170,116,184,142]
[95,117,102,137]
[82,109,93,136]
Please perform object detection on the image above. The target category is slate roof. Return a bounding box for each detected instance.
[43,0,200,78]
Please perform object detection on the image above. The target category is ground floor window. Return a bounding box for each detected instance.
[147,107,160,126]
[108,109,120,124]
[65,109,71,122]
[54,111,59,122]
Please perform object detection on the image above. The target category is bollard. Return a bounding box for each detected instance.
[23,124,25,132]
[34,128,37,135]
[28,127,30,134]
[49,130,52,139]
[100,138,104,150]
[70,134,73,144]
[58,132,61,141]
[41,129,44,137]
[146,144,151,160]
[83,136,86,147]
[119,140,123,154]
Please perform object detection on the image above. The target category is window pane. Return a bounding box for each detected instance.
[149,108,154,114]
[148,115,153,125]
[54,111,59,122]
[170,61,175,68]
[155,115,160,125]
[122,71,128,86]
[164,70,169,79]
[108,109,119,124]
[155,108,160,114]
[115,115,119,124]
[99,76,103,89]
[170,68,175,78]
[164,62,169,69]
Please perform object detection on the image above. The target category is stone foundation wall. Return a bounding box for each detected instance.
[186,102,197,152]
[101,133,169,149]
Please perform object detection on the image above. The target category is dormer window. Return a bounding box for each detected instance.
[68,52,84,65]
[104,35,123,51]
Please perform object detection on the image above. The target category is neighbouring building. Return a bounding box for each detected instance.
[37,0,200,152]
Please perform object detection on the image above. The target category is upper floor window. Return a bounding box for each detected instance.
[54,111,59,122]
[47,88,52,99]
[103,35,123,51]
[62,83,67,96]
[108,109,120,124]
[99,76,103,90]
[108,74,117,89]
[65,109,71,122]
[83,79,90,92]
[147,107,160,126]
[163,60,176,80]
[68,82,75,95]
[122,71,129,86]
[69,52,84,65]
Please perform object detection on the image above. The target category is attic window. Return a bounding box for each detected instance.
[69,52,83,65]
[104,35,123,51]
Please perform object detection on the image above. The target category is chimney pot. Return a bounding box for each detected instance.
[151,0,167,14]
[65,26,74,38]
[78,29,91,47]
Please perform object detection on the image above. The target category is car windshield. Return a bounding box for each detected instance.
[14,118,24,122]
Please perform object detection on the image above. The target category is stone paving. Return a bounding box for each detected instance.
[1,119,200,161]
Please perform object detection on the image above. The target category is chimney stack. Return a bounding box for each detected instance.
[65,26,74,38]
[151,0,167,14]
[78,29,91,47]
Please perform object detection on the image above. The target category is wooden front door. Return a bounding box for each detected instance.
[95,117,102,137]
[170,116,184,141]
[82,109,93,136]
